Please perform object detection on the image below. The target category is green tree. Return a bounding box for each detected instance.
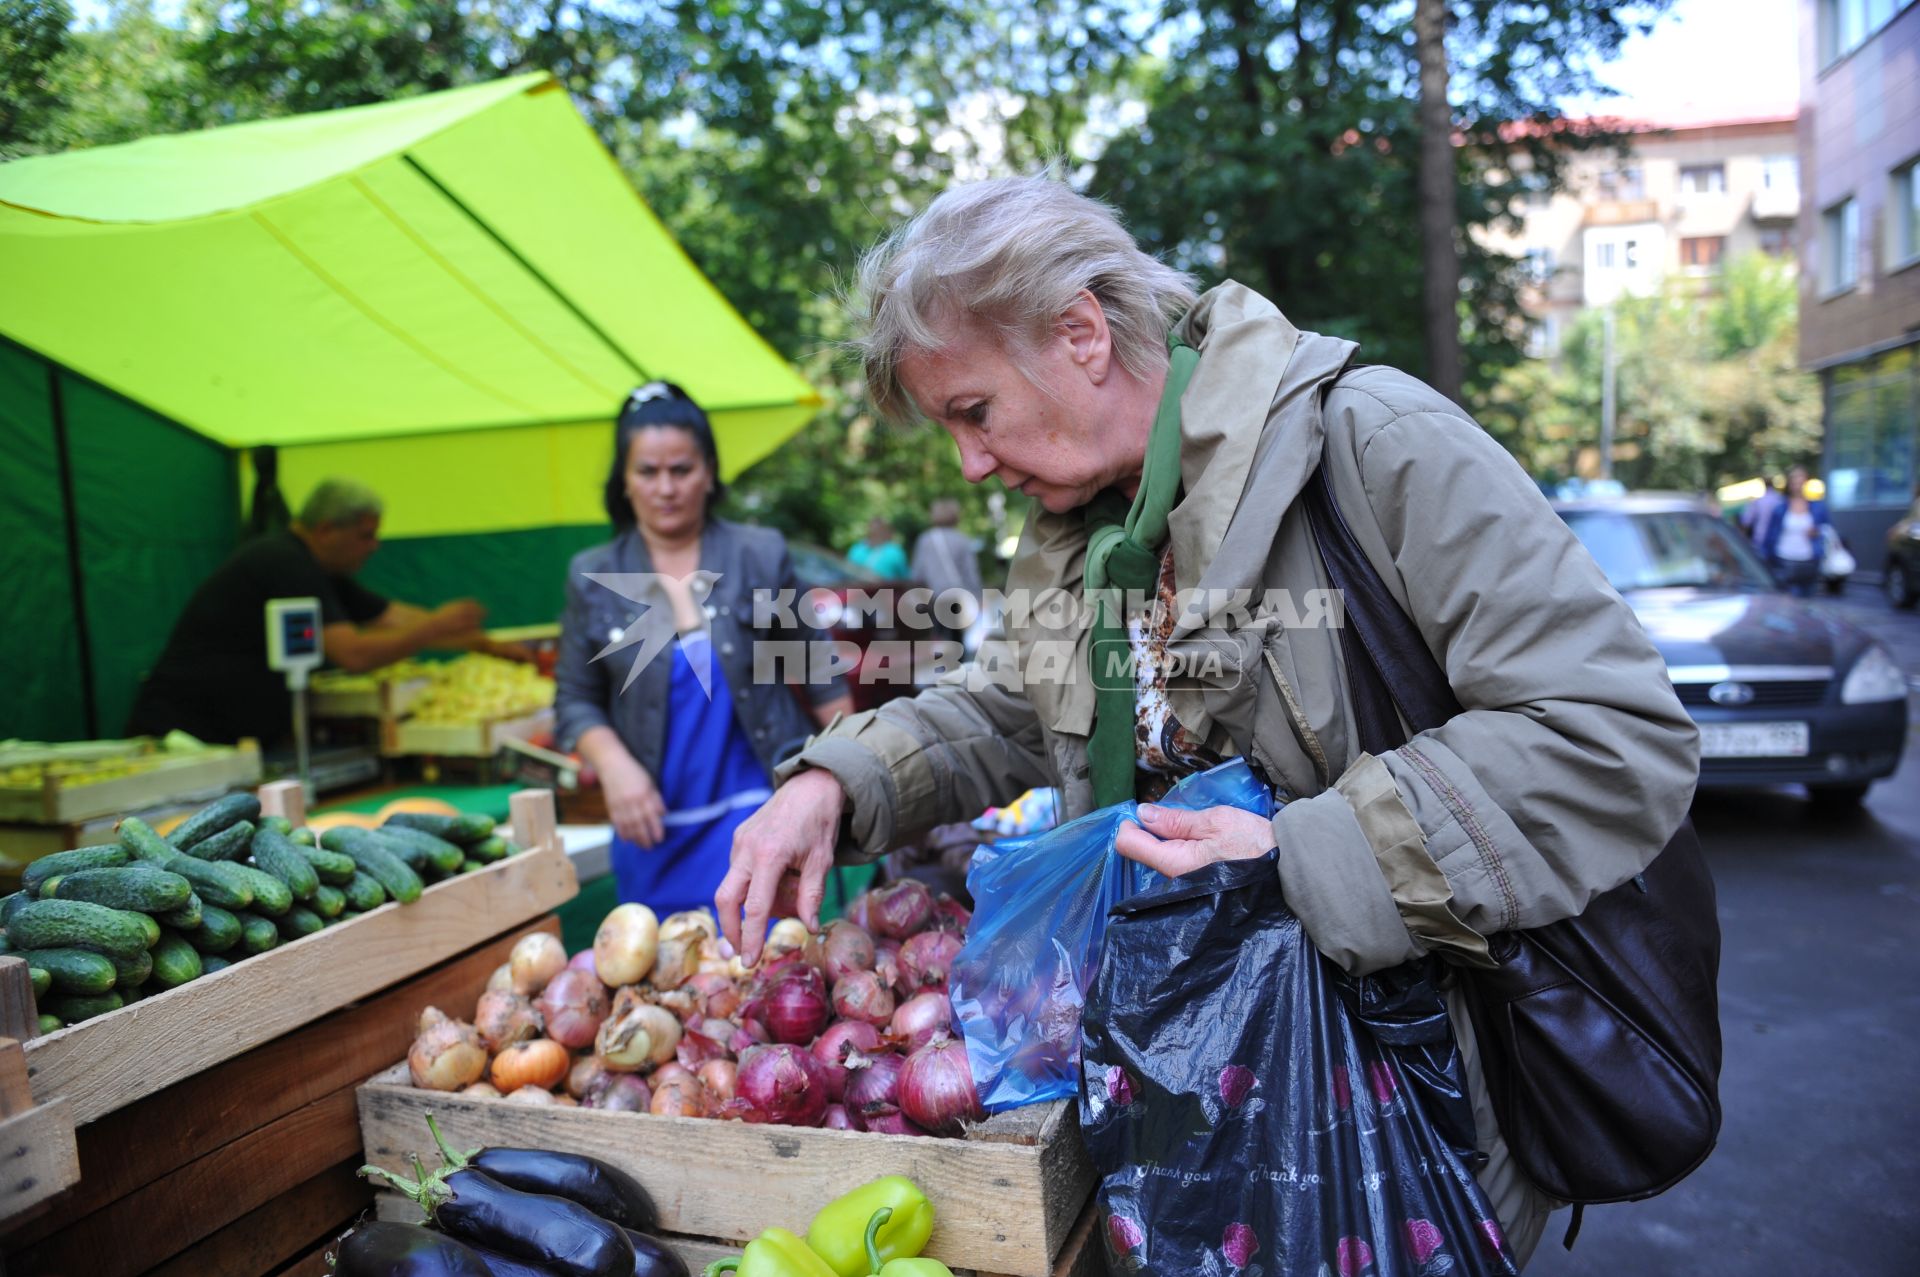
[0,0,72,156]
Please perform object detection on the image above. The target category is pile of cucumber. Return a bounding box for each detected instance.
[0,794,521,1031]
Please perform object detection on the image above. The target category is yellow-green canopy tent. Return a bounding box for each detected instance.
[0,74,819,739]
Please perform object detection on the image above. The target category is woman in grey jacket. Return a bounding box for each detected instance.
[555,383,850,915]
[715,179,1699,1263]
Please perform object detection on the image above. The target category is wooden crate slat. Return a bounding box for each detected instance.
[359,1068,1091,1277]
[387,707,554,758]
[0,746,263,826]
[5,919,555,1246]
[8,1084,364,1277]
[145,1157,373,1277]
[25,843,577,1124]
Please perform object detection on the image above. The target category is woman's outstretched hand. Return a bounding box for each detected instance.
[1113,802,1276,877]
[716,768,847,964]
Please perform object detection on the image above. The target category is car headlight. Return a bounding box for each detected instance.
[1840,644,1907,703]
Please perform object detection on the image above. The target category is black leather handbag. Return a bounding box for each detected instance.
[1300,463,1723,1218]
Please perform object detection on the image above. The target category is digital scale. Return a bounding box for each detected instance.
[264,597,323,789]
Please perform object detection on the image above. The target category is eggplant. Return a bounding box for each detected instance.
[624,1228,692,1277]
[472,1146,659,1232]
[470,1247,554,1277]
[437,1168,636,1277]
[336,1221,492,1276]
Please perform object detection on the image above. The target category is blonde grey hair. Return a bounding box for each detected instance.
[298,478,383,528]
[853,176,1199,424]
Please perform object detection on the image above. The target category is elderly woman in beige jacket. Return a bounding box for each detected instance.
[717,176,1699,1263]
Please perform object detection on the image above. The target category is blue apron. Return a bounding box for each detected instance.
[609,630,772,916]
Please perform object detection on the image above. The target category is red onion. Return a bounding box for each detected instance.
[869,879,935,939]
[584,1072,652,1112]
[535,968,611,1050]
[764,967,831,1044]
[890,990,953,1051]
[568,948,600,973]
[844,891,877,932]
[932,895,972,934]
[813,1021,884,1101]
[844,1049,905,1114]
[900,930,962,991]
[899,1034,983,1135]
[855,1106,931,1137]
[729,1019,771,1055]
[822,1104,857,1130]
[814,920,876,985]
[874,941,903,994]
[735,1043,831,1127]
[831,970,896,1027]
[677,1027,729,1070]
[686,972,744,1020]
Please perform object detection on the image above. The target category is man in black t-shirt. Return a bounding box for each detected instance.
[128,478,499,748]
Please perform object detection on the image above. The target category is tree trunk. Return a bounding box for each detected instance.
[1415,0,1464,406]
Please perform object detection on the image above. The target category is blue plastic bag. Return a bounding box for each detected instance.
[950,759,1276,1111]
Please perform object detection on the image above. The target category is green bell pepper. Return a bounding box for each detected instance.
[806,1176,936,1277]
[864,1208,954,1277]
[703,1228,840,1277]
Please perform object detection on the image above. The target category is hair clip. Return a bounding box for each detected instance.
[626,382,672,408]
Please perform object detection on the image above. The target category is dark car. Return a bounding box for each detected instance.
[1555,496,1908,806]
[1885,505,1920,610]
[786,541,927,712]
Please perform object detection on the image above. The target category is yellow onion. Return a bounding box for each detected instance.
[593,903,659,987]
[661,909,719,943]
[763,918,812,964]
[509,932,567,997]
[503,1085,559,1106]
[409,1006,488,1092]
[597,987,682,1071]
[491,1038,571,1093]
[473,989,543,1054]
[567,1054,608,1100]
[485,962,514,994]
[650,1076,712,1118]
[461,1081,502,1099]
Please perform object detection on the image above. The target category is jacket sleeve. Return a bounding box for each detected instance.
[553,559,614,754]
[773,638,1056,861]
[1273,404,1701,975]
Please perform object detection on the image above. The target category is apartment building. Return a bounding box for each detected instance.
[1800,0,1920,575]
[1483,114,1800,358]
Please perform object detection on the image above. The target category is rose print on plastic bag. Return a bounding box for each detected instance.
[1223,1221,1261,1270]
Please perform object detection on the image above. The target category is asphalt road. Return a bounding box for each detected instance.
[1530,581,1920,1276]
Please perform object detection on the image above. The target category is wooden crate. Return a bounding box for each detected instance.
[359,1071,1095,1277]
[4,918,561,1277]
[386,706,554,758]
[23,804,577,1124]
[0,743,262,826]
[309,674,431,721]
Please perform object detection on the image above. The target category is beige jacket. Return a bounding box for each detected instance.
[780,282,1700,1259]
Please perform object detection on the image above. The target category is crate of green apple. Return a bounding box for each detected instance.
[406,881,982,1136]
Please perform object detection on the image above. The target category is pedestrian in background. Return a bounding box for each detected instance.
[910,497,984,643]
[1739,474,1783,543]
[1756,464,1831,598]
[848,515,910,578]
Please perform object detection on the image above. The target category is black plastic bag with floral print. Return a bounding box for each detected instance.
[1080,851,1519,1277]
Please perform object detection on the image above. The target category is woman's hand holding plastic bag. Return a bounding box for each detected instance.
[1115,802,1277,876]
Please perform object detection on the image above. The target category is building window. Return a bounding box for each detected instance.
[1595,241,1617,270]
[1820,0,1901,67]
[1823,198,1861,293]
[1679,164,1727,195]
[1597,166,1645,202]
[1894,161,1920,267]
[1825,345,1918,509]
[1623,238,1640,270]
[1761,155,1799,192]
[1760,226,1795,258]
[1680,236,1726,269]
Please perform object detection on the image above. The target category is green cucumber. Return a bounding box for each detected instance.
[1,891,29,926]
[37,1012,63,1033]
[376,825,466,875]
[236,912,280,954]
[187,820,256,863]
[43,991,123,1023]
[276,906,325,940]
[158,853,253,910]
[459,859,486,874]
[161,893,204,931]
[228,864,293,916]
[341,870,387,912]
[467,835,512,863]
[22,948,117,995]
[47,866,192,914]
[250,827,319,901]
[22,845,129,895]
[149,933,203,988]
[200,953,233,974]
[290,828,315,846]
[311,884,346,918]
[6,900,153,960]
[166,792,261,850]
[133,911,161,949]
[320,829,423,904]
[188,905,242,954]
[296,845,356,885]
[29,966,50,998]
[337,910,365,923]
[383,810,496,845]
[258,815,294,837]
[117,816,178,864]
[110,946,153,989]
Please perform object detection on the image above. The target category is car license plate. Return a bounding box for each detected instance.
[1699,721,1810,758]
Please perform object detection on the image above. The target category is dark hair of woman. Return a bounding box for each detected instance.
[603,381,726,527]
